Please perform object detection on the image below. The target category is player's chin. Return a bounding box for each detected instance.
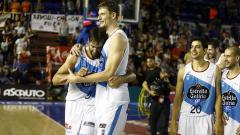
[98,23,104,27]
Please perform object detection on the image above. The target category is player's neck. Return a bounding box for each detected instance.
[192,59,208,72]
[106,24,119,37]
[228,65,240,79]
[85,46,94,60]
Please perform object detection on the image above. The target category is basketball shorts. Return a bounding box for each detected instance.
[178,114,214,135]
[65,100,95,135]
[95,103,128,135]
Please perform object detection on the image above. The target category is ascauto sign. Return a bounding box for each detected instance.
[0,85,47,101]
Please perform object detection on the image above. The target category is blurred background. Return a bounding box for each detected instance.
[0,0,239,134]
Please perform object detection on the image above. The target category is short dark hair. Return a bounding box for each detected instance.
[89,27,107,47]
[207,39,219,48]
[98,0,119,17]
[191,37,207,49]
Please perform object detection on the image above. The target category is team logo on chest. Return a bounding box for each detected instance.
[222,90,238,110]
[187,84,210,100]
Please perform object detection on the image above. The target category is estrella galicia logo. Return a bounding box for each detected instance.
[187,84,210,100]
[222,90,238,110]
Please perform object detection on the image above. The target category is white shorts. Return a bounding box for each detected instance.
[178,114,214,135]
[95,103,128,135]
[65,100,95,135]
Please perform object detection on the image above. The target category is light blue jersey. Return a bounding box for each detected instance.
[180,62,217,116]
[66,47,101,102]
[221,69,240,135]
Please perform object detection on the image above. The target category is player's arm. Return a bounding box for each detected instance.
[67,33,127,83]
[52,54,78,85]
[236,126,240,135]
[214,66,223,135]
[108,71,136,88]
[170,67,185,135]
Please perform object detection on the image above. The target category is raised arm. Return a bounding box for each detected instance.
[170,67,185,135]
[68,33,127,83]
[214,66,223,135]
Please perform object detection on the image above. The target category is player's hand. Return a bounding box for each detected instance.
[70,44,82,56]
[76,67,88,77]
[169,120,178,135]
[108,76,123,88]
[222,113,228,125]
[236,126,240,135]
[149,90,157,96]
[66,68,78,84]
[214,120,223,135]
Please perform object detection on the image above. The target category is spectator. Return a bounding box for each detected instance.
[2,25,12,36]
[209,5,218,21]
[0,65,14,84]
[70,27,80,44]
[169,30,178,45]
[58,17,69,45]
[14,21,26,36]
[76,0,82,14]
[21,0,31,13]
[67,0,75,14]
[222,32,236,46]
[35,0,43,13]
[14,35,29,57]
[10,0,21,21]
[12,53,30,84]
[1,36,11,65]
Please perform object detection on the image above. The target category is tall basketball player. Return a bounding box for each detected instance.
[66,1,131,134]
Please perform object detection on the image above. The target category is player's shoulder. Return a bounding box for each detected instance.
[178,66,186,77]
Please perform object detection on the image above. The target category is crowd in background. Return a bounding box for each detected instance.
[0,0,239,90]
[0,15,37,84]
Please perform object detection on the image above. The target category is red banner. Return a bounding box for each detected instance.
[46,46,71,82]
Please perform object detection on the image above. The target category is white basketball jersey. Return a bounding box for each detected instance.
[96,29,130,106]
[180,62,217,116]
[66,47,101,104]
[221,69,240,135]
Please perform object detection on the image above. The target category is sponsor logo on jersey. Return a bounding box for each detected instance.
[222,90,238,110]
[187,84,210,100]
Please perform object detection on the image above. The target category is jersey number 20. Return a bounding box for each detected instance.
[190,105,202,113]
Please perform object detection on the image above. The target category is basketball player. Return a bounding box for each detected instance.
[67,0,131,134]
[52,28,135,135]
[221,47,240,135]
[170,37,223,135]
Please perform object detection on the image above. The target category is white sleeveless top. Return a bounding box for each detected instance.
[221,69,240,135]
[180,62,217,116]
[66,47,100,105]
[96,29,130,106]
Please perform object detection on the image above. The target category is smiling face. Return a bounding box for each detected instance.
[98,7,117,29]
[224,48,239,69]
[97,0,119,29]
[207,44,217,59]
[88,40,102,59]
[146,58,156,69]
[190,40,206,60]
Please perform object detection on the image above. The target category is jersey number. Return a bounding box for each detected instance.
[190,105,202,113]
